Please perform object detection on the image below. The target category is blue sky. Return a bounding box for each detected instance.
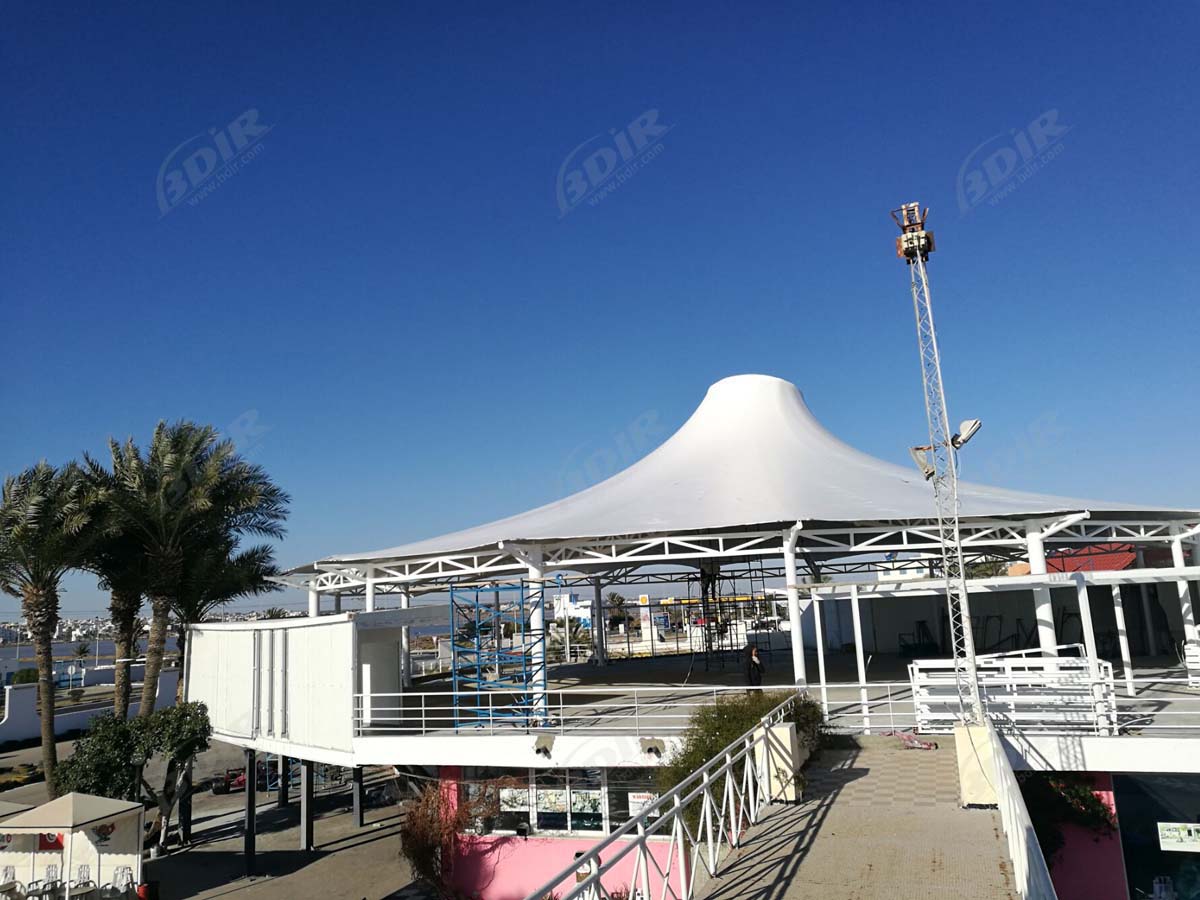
[3,2,1197,614]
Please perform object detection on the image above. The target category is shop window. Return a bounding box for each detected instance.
[570,768,604,832]
[462,766,531,832]
[535,770,569,831]
[607,767,660,832]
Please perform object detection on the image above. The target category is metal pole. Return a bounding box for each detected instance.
[850,585,869,733]
[1111,585,1135,697]
[400,588,412,688]
[364,568,376,612]
[782,525,807,685]
[276,755,290,807]
[527,551,547,717]
[1171,532,1200,682]
[352,766,364,828]
[894,203,984,723]
[1026,525,1058,656]
[591,576,606,665]
[244,748,256,876]
[812,591,829,717]
[307,589,319,618]
[300,759,315,851]
[1136,549,1158,656]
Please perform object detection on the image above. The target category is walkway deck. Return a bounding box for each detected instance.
[695,736,1017,900]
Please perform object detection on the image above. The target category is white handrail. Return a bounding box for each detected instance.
[987,721,1058,900]
[352,684,791,737]
[522,692,801,900]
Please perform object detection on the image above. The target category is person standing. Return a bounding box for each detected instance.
[745,644,764,692]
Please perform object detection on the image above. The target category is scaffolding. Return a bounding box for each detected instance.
[449,581,545,727]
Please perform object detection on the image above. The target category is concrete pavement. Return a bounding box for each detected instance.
[696,736,1017,900]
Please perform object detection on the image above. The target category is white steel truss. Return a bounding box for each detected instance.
[276,515,1195,596]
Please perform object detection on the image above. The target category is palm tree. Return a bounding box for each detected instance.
[260,606,292,619]
[172,536,280,700]
[86,421,288,717]
[605,590,627,628]
[83,525,147,719]
[0,463,100,794]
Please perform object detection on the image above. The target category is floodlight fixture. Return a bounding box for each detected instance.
[909,446,936,481]
[951,418,982,449]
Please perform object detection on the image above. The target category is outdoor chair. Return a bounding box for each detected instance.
[0,865,20,900]
[23,879,61,900]
[97,866,135,900]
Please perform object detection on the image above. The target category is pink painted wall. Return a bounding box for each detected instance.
[450,834,684,900]
[1050,773,1128,900]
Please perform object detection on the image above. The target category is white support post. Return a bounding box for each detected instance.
[850,584,869,734]
[812,590,829,718]
[307,589,320,618]
[1074,578,1100,675]
[591,576,606,665]
[1171,531,1200,683]
[1111,585,1135,697]
[1074,575,1110,734]
[64,823,75,894]
[782,524,807,685]
[1136,549,1158,656]
[526,549,547,716]
[400,588,412,688]
[1025,524,1057,656]
[364,567,377,613]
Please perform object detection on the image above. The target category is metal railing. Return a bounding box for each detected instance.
[1114,676,1200,736]
[817,680,918,734]
[911,651,1118,735]
[522,692,801,900]
[353,685,789,737]
[355,668,1200,739]
[987,721,1058,900]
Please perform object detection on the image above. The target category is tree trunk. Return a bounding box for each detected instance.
[174,626,187,703]
[139,595,170,717]
[109,590,140,721]
[25,589,60,798]
[113,631,132,721]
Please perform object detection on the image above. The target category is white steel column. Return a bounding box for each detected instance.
[1136,549,1158,656]
[526,549,547,715]
[782,524,807,685]
[1073,578,1099,678]
[400,588,412,688]
[849,585,869,733]
[1111,585,1135,697]
[811,590,829,717]
[1026,524,1057,656]
[591,576,606,665]
[1171,531,1200,682]
[1073,575,1111,734]
[364,567,376,613]
[307,589,320,618]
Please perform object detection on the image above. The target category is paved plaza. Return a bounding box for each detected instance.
[696,736,1017,900]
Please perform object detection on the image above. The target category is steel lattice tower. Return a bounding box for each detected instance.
[892,202,985,724]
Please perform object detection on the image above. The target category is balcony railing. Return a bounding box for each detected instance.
[353,685,789,737]
[355,655,1200,740]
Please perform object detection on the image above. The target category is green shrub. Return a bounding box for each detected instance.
[656,691,824,824]
[12,668,38,685]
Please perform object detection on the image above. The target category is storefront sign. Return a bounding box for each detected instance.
[1158,822,1200,852]
[628,791,660,818]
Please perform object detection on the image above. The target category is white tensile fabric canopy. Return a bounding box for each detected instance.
[316,374,1181,567]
